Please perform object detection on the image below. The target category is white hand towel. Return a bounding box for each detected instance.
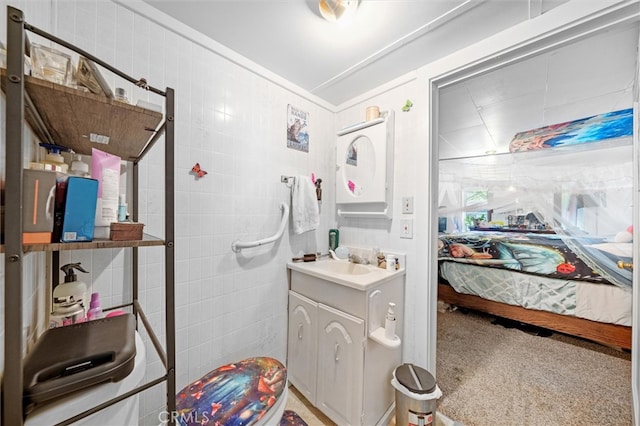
[292,175,319,235]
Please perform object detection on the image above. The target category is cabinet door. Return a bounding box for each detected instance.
[287,291,318,404]
[316,303,365,426]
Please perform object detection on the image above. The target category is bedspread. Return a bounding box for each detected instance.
[438,231,617,285]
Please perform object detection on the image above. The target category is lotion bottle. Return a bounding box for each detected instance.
[385,302,397,340]
[70,154,90,177]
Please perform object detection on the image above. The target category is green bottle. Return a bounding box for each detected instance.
[329,229,339,251]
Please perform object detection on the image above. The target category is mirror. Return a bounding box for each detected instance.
[341,135,376,198]
[336,114,394,217]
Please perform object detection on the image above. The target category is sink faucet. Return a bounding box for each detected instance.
[349,254,370,265]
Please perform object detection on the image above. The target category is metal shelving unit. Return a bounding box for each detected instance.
[3,6,176,425]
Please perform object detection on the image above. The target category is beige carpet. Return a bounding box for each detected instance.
[436,305,632,425]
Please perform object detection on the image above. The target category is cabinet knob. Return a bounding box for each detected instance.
[334,343,340,362]
[298,323,303,340]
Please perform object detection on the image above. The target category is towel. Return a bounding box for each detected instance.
[292,175,319,235]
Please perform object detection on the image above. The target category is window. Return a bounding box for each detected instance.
[464,190,489,230]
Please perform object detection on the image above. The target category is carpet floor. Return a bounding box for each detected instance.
[436,305,632,425]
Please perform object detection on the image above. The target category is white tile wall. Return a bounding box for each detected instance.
[0,1,335,424]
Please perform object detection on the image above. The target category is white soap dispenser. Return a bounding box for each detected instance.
[53,263,89,316]
[385,302,397,340]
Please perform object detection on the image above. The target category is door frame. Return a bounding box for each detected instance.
[425,1,640,421]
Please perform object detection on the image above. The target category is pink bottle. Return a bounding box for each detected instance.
[87,292,104,320]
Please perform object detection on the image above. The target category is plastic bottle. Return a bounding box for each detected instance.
[87,292,104,320]
[385,302,396,340]
[70,154,89,177]
[329,229,339,251]
[39,143,70,173]
[53,263,89,316]
[118,193,128,222]
[386,254,396,272]
[115,87,129,103]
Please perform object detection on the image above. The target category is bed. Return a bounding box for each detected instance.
[437,109,634,349]
[438,230,632,348]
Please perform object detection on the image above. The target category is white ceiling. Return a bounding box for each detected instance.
[142,0,568,106]
[438,22,639,158]
[140,1,638,156]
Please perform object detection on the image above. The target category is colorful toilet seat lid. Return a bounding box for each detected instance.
[176,357,287,426]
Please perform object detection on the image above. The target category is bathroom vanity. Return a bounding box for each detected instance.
[287,259,405,426]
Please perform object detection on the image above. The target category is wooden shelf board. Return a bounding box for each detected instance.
[1,233,164,253]
[1,70,163,161]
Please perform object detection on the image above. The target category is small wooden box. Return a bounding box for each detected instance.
[110,222,144,241]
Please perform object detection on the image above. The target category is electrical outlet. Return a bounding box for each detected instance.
[400,219,413,239]
[402,196,414,214]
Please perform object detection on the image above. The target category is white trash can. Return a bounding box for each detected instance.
[391,363,442,426]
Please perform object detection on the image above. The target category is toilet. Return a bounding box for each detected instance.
[174,357,288,426]
[24,332,147,426]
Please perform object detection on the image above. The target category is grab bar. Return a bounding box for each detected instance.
[232,202,290,253]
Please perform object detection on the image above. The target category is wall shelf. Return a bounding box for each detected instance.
[0,69,163,161]
[0,234,165,254]
[2,6,176,426]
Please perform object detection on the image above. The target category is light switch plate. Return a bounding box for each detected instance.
[402,196,414,214]
[400,219,413,239]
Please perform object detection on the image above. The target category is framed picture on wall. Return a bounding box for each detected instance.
[287,104,309,152]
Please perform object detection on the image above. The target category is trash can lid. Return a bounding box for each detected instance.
[395,363,437,394]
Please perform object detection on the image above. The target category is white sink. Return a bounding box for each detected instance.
[315,261,371,275]
[287,259,404,291]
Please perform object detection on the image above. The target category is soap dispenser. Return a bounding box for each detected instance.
[385,302,397,340]
[54,263,89,315]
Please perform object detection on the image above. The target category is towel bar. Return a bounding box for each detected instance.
[337,207,390,219]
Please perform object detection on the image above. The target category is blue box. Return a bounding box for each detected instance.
[61,177,98,242]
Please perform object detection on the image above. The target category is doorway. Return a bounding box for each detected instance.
[428,5,640,424]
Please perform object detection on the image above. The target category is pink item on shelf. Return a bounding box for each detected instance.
[92,148,121,227]
[105,310,126,318]
[87,292,104,320]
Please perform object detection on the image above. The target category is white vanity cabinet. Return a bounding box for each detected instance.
[287,260,405,426]
[316,303,365,426]
[287,292,318,403]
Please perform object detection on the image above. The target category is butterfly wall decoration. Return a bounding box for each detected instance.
[191,163,208,178]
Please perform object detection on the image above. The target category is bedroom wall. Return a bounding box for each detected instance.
[0,1,335,424]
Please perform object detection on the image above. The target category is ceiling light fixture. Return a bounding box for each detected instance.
[319,0,359,22]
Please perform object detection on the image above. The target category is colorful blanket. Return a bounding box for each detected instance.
[438,231,614,284]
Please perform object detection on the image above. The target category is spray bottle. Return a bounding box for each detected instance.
[53,263,89,318]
